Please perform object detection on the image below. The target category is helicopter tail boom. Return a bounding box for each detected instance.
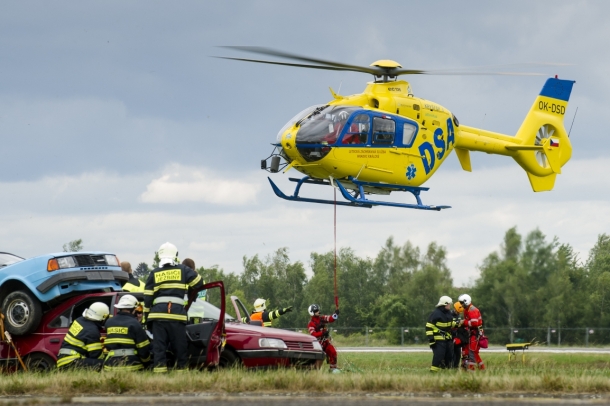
[455,77,575,192]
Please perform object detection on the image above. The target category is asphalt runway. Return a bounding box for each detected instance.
[338,346,610,354]
[13,395,605,406]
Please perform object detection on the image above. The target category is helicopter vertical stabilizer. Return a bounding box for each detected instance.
[511,77,575,191]
[455,77,575,192]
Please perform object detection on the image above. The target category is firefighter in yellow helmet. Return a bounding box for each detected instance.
[451,301,468,368]
[245,298,292,327]
[143,242,203,373]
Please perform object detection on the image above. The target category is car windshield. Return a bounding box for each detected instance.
[296,106,361,145]
[0,253,24,268]
[188,298,236,321]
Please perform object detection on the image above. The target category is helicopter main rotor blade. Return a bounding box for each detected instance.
[218,46,565,77]
[219,46,377,73]
[213,56,375,73]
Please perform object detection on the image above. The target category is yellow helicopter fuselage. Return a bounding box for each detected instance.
[278,78,573,193]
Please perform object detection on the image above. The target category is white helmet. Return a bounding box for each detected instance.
[116,294,139,309]
[458,294,472,307]
[254,298,266,312]
[436,295,453,307]
[158,242,179,267]
[83,302,110,321]
[308,304,320,316]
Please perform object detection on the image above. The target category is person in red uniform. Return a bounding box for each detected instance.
[458,294,485,370]
[307,304,339,373]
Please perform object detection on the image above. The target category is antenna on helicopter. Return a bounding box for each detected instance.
[568,107,579,138]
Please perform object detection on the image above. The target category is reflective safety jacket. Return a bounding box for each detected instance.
[464,304,483,333]
[143,264,203,323]
[57,316,104,368]
[103,312,151,371]
[426,307,457,346]
[123,275,145,292]
[248,308,289,327]
[308,314,336,340]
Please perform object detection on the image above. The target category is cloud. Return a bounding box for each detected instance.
[140,165,260,205]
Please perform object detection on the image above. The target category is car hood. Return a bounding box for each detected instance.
[226,322,316,341]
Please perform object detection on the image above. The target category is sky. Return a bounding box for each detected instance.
[1,1,609,287]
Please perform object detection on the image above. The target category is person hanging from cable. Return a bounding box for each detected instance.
[242,298,293,327]
[307,304,340,373]
[458,294,485,370]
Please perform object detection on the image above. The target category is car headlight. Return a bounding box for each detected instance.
[258,338,287,349]
[312,341,322,351]
[48,256,76,272]
[105,255,119,266]
[57,256,76,268]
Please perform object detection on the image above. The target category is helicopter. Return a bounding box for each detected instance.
[217,47,575,210]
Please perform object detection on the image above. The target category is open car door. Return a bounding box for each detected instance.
[231,295,258,325]
[185,281,226,367]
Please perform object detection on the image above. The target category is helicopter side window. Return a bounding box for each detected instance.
[341,114,369,145]
[372,117,395,145]
[403,123,417,145]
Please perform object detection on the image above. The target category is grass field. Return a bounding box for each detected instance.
[1,353,610,396]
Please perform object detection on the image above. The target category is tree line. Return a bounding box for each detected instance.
[134,227,610,333]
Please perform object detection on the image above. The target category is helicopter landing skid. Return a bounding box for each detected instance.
[268,176,451,210]
[268,177,373,208]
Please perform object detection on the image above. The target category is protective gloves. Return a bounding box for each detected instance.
[284,306,293,313]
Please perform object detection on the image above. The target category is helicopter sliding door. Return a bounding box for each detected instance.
[333,112,400,183]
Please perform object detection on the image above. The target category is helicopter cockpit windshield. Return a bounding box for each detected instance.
[296,106,360,145]
[276,104,325,143]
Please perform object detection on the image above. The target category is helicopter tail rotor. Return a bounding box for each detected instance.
[511,77,575,191]
[455,77,575,192]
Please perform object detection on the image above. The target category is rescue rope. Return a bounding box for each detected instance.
[334,187,339,310]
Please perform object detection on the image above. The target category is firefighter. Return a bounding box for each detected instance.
[121,261,145,292]
[143,242,203,373]
[458,293,485,370]
[307,304,340,372]
[103,294,151,371]
[451,301,469,368]
[57,302,109,370]
[426,295,459,372]
[246,298,293,327]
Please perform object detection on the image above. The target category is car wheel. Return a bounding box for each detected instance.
[25,353,56,372]
[2,290,43,335]
[219,349,240,368]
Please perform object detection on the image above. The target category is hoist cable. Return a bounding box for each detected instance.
[334,187,339,310]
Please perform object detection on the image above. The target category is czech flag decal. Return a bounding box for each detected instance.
[550,138,559,147]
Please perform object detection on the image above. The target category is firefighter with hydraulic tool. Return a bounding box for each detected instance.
[103,294,151,371]
[458,293,485,370]
[245,298,293,327]
[451,301,469,368]
[307,304,340,373]
[426,296,459,372]
[56,302,109,370]
[143,242,203,373]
